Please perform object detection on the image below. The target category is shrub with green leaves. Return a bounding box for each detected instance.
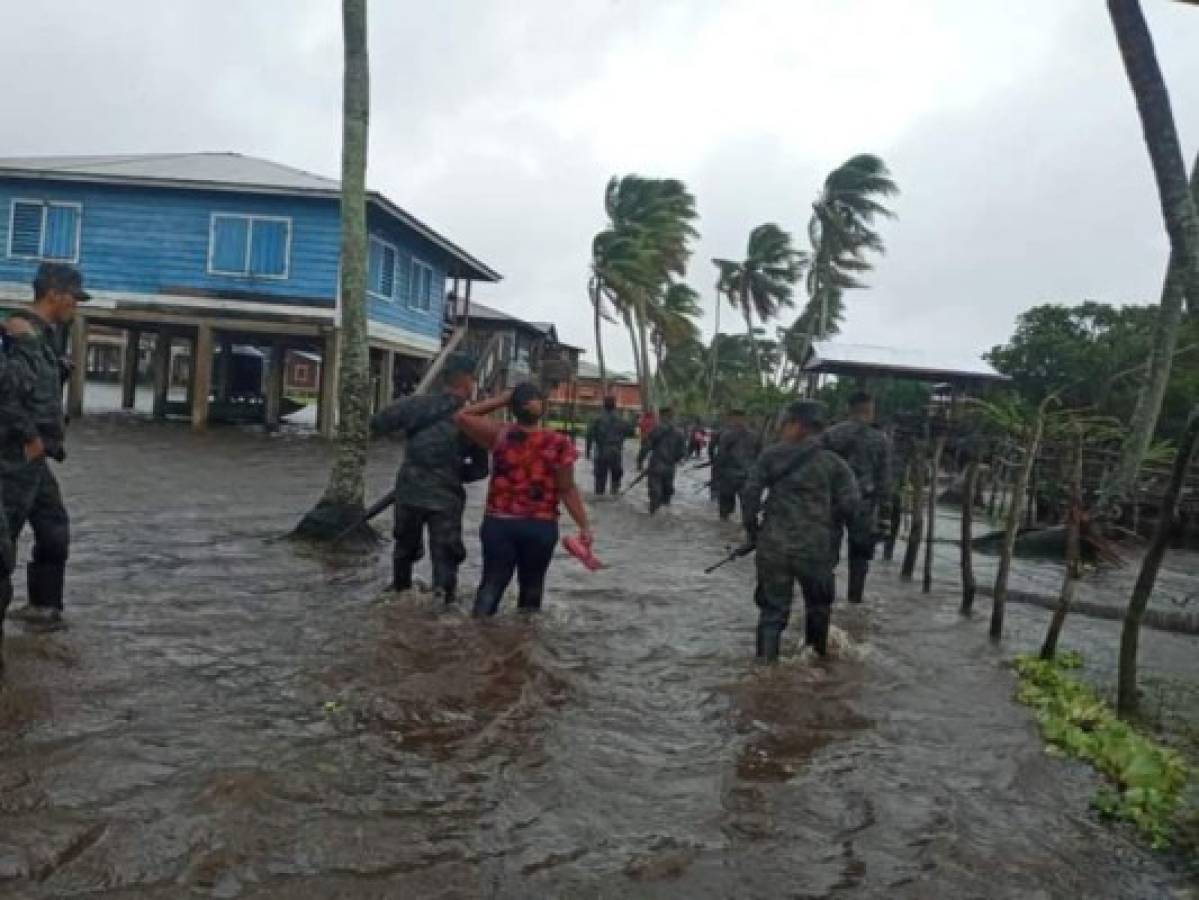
[1014,654,1190,849]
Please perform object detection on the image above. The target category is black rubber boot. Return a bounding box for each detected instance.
[27,561,65,611]
[805,608,831,657]
[391,558,413,593]
[848,561,868,604]
[755,625,781,664]
[0,579,11,681]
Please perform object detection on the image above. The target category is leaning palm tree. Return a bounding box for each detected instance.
[1099,0,1199,516]
[789,154,898,388]
[295,0,371,539]
[712,223,805,386]
[649,281,702,398]
[592,176,699,413]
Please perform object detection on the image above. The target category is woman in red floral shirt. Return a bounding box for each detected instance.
[455,383,593,616]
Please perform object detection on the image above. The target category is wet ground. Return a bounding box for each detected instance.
[1,417,1196,898]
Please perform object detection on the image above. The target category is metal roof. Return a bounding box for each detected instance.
[803,341,1010,384]
[577,359,634,382]
[0,152,500,282]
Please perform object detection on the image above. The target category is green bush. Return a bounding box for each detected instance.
[1014,654,1190,849]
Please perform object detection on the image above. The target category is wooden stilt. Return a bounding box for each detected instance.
[191,325,214,431]
[317,328,340,438]
[377,348,395,411]
[265,339,286,431]
[67,314,88,420]
[120,328,140,410]
[151,331,171,420]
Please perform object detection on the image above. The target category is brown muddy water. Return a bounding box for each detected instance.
[0,417,1195,898]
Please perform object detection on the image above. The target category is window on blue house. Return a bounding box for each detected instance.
[209,214,290,278]
[368,237,398,299]
[7,200,81,262]
[409,259,434,312]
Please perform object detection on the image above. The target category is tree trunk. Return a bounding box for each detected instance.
[1042,428,1084,660]
[742,283,763,388]
[1108,0,1199,318]
[923,434,946,593]
[625,313,646,410]
[1118,405,1199,717]
[991,405,1048,641]
[634,295,656,414]
[706,295,722,407]
[591,278,609,398]
[294,0,371,541]
[960,458,979,614]
[901,442,926,580]
[1101,152,1199,514]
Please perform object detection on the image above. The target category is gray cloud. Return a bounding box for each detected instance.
[4,0,1198,372]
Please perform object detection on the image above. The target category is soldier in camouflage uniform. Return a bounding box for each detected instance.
[637,405,687,514]
[821,391,892,604]
[742,401,859,662]
[0,345,15,674]
[585,396,632,496]
[370,354,498,604]
[711,409,760,523]
[1,263,91,634]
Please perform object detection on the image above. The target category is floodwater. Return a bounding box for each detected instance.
[1,417,1195,898]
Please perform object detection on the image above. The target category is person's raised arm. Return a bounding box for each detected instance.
[555,463,593,545]
[460,388,512,418]
[454,410,506,450]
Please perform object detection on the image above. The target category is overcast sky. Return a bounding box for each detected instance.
[4,0,1199,370]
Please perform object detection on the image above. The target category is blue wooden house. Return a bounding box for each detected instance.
[0,152,500,432]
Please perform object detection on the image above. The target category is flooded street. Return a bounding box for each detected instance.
[1,418,1194,898]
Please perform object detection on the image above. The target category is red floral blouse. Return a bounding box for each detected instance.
[485,426,579,521]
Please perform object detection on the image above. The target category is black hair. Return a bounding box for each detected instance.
[603,396,616,411]
[510,382,545,425]
[442,353,477,385]
[848,391,873,410]
[659,405,674,417]
[783,400,826,431]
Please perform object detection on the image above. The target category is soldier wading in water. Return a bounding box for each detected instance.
[821,391,892,604]
[369,354,504,605]
[742,401,859,663]
[585,396,633,496]
[637,405,687,514]
[711,408,760,523]
[1,263,90,642]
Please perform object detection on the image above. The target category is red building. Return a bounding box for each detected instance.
[549,360,641,413]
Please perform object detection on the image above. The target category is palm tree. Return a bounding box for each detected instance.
[712,223,805,386]
[789,154,898,388]
[295,0,371,539]
[1106,0,1199,717]
[592,176,699,413]
[1099,0,1199,515]
[650,281,702,399]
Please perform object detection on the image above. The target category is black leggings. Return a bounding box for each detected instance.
[473,516,560,616]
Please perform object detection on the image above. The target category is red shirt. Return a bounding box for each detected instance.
[638,413,657,439]
[485,426,579,521]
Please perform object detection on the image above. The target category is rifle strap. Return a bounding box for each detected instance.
[767,443,823,490]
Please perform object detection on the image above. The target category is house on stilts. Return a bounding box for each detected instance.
[0,152,500,433]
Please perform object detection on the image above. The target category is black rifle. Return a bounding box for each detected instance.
[333,489,398,543]
[689,459,713,471]
[620,467,650,496]
[704,542,755,574]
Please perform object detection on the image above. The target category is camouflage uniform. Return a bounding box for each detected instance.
[370,392,488,602]
[711,423,761,522]
[821,419,892,603]
[742,437,859,660]
[0,309,73,626]
[637,420,687,514]
[586,410,632,495]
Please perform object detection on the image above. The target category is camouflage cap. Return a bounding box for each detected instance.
[784,400,827,429]
[33,262,91,301]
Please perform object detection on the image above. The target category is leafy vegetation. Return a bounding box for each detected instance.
[1014,654,1190,849]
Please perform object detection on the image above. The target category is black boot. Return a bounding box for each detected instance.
[27,561,65,611]
[391,558,413,593]
[755,625,781,664]
[848,561,868,604]
[805,608,831,657]
[0,579,11,681]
